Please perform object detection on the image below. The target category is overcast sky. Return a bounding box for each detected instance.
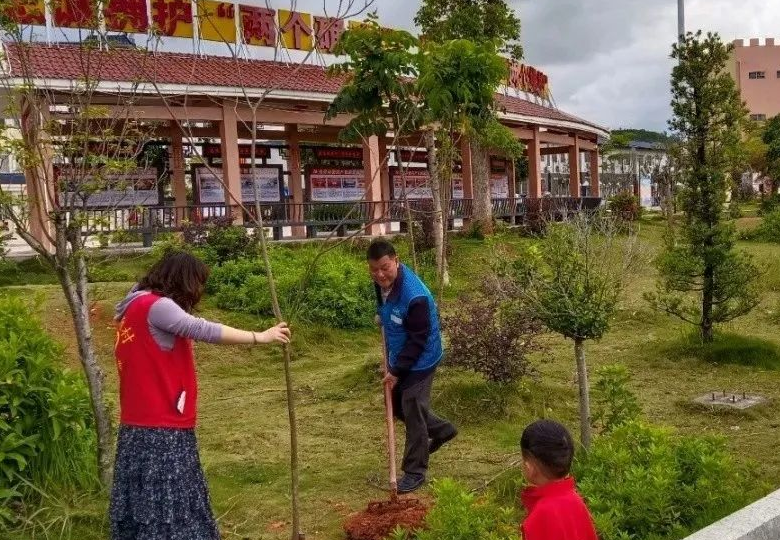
[287,0,780,132]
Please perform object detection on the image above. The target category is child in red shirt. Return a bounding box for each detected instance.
[519,419,599,540]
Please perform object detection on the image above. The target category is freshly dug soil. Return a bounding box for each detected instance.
[343,497,428,540]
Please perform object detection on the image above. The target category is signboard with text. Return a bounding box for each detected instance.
[58,166,160,207]
[194,165,283,204]
[309,167,365,201]
[390,167,463,200]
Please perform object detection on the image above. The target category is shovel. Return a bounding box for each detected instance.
[380,327,398,501]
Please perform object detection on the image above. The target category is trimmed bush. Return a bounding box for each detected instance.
[574,421,755,540]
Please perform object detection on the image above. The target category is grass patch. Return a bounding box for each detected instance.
[669,331,780,370]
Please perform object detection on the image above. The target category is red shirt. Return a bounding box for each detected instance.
[521,477,598,540]
[115,293,198,428]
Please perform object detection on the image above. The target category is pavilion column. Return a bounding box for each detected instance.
[527,127,542,198]
[169,124,187,224]
[285,124,306,239]
[363,135,386,236]
[20,96,55,253]
[219,101,242,225]
[589,148,601,198]
[378,137,391,215]
[569,134,581,197]
[460,136,474,225]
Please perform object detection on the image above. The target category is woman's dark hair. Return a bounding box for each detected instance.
[520,419,574,479]
[138,251,209,312]
[367,240,396,261]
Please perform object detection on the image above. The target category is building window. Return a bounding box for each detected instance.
[751,114,767,121]
[748,71,766,79]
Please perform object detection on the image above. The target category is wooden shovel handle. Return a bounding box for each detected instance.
[380,328,398,499]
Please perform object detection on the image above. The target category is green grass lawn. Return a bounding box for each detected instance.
[6,217,780,540]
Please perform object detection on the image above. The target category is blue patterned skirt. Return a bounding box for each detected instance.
[110,425,220,540]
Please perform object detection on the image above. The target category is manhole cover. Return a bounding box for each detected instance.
[693,391,766,409]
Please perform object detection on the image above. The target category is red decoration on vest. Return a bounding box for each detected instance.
[115,293,198,428]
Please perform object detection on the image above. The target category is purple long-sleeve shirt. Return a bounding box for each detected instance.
[115,285,222,351]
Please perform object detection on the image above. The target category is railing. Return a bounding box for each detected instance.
[70,197,603,237]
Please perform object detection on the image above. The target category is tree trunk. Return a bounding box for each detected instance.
[398,162,419,273]
[470,139,493,236]
[249,126,303,540]
[423,129,449,291]
[58,244,113,486]
[574,338,592,449]
[701,264,715,343]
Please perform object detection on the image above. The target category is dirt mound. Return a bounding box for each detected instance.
[343,497,428,540]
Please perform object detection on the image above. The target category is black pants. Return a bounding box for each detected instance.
[392,369,455,477]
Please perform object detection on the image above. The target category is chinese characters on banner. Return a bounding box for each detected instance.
[240,5,276,46]
[390,167,465,200]
[507,62,550,100]
[279,9,313,51]
[5,0,46,25]
[151,0,192,37]
[310,168,365,202]
[54,0,93,28]
[105,0,148,32]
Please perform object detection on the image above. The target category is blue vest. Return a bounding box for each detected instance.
[379,264,443,373]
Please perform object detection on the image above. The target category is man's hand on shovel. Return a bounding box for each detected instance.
[382,372,398,389]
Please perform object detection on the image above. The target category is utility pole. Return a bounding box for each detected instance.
[678,0,685,43]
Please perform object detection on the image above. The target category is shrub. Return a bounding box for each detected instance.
[758,193,780,216]
[201,223,258,265]
[755,209,780,243]
[608,191,642,222]
[728,202,743,220]
[0,296,98,527]
[591,364,641,434]
[207,246,376,329]
[442,278,542,383]
[111,230,142,244]
[388,478,519,540]
[574,422,754,540]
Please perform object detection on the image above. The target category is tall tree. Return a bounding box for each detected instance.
[647,31,758,343]
[416,0,523,235]
[763,115,780,194]
[417,38,522,289]
[414,0,523,59]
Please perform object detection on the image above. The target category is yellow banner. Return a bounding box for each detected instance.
[279,10,313,51]
[199,1,237,43]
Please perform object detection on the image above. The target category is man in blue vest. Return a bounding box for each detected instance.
[368,239,457,493]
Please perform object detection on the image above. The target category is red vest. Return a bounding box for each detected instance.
[521,477,598,540]
[115,293,198,428]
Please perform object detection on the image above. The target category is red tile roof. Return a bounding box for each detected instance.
[4,42,606,133]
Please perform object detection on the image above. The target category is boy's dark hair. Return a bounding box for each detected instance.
[520,419,574,479]
[139,251,210,313]
[367,240,396,261]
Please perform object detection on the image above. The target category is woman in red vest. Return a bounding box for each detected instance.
[110,251,290,540]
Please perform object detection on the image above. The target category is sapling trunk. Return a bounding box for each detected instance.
[574,338,592,449]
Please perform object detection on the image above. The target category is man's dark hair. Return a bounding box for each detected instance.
[138,251,210,312]
[367,240,396,261]
[520,419,574,479]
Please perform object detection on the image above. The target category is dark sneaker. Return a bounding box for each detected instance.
[429,427,458,455]
[397,473,426,494]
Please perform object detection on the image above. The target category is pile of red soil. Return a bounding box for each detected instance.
[343,497,428,540]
